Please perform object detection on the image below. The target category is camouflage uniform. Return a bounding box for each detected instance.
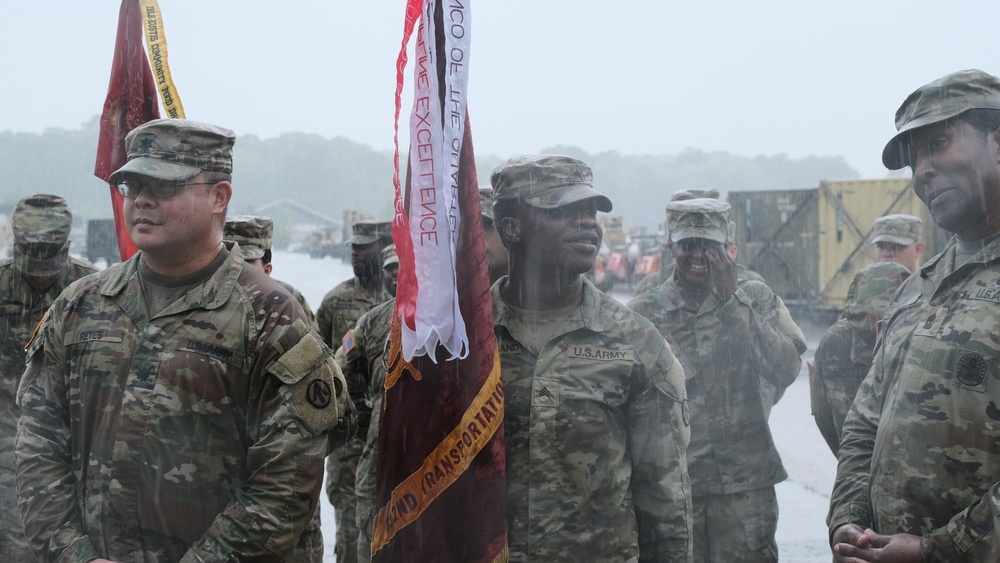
[830,68,1000,561]
[14,244,351,562]
[316,220,391,563]
[628,198,806,563]
[345,298,395,562]
[494,277,693,562]
[637,263,765,296]
[828,238,1000,560]
[0,195,98,560]
[810,262,908,455]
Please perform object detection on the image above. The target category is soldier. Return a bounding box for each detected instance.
[871,213,925,272]
[829,69,1000,561]
[635,188,764,296]
[224,214,318,329]
[316,218,392,563]
[629,198,806,563]
[0,194,98,559]
[14,119,352,562]
[316,220,393,348]
[809,262,909,455]
[346,244,399,563]
[491,154,693,561]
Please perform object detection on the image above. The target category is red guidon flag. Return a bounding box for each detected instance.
[94,0,183,261]
[374,1,507,561]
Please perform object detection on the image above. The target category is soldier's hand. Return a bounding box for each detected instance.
[831,524,866,562]
[834,528,922,562]
[705,244,738,300]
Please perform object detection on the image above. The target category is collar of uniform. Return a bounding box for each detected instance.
[918,234,1000,281]
[490,276,608,334]
[100,241,242,311]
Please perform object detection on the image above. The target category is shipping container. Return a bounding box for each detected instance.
[729,178,948,317]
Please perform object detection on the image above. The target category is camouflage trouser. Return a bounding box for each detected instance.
[0,462,33,561]
[355,496,375,562]
[326,448,358,563]
[692,486,778,563]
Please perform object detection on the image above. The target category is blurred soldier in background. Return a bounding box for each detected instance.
[225,214,317,329]
[871,213,925,272]
[14,119,351,562]
[635,188,763,296]
[343,244,398,563]
[830,69,1000,561]
[0,194,97,559]
[809,262,909,455]
[316,218,392,563]
[629,198,806,563]
[492,154,692,561]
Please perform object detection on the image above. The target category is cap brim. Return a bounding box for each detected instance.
[383,258,400,267]
[523,184,613,212]
[237,246,266,260]
[669,228,727,244]
[350,235,383,245]
[882,107,975,170]
[108,156,202,184]
[871,234,916,246]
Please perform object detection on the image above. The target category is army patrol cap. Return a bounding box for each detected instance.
[666,198,730,244]
[883,69,1000,170]
[349,220,393,245]
[670,188,720,202]
[490,154,613,212]
[871,214,922,246]
[224,215,273,261]
[844,261,910,334]
[12,194,73,276]
[381,244,399,267]
[479,187,496,223]
[108,119,236,184]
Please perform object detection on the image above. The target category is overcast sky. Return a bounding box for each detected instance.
[2,1,999,179]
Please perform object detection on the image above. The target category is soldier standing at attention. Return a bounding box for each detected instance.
[0,194,98,559]
[829,69,1000,561]
[491,154,693,562]
[316,218,392,563]
[628,198,806,563]
[871,213,925,272]
[224,214,318,329]
[14,119,352,562]
[809,262,909,455]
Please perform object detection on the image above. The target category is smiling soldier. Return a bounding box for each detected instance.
[490,154,692,562]
[628,198,806,563]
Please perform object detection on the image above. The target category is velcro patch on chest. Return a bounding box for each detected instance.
[566,345,635,362]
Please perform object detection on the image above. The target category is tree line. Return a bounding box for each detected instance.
[1,117,862,236]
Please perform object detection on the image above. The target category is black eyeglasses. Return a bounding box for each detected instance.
[116,178,219,199]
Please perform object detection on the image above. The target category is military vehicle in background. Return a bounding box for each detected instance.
[729,178,947,324]
[86,219,120,266]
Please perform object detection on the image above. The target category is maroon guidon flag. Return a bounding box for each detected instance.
[93,0,160,261]
[372,1,508,561]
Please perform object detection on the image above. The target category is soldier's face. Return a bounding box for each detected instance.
[483,221,509,285]
[122,173,227,261]
[383,263,399,297]
[670,237,723,289]
[351,241,382,278]
[518,199,603,278]
[910,119,1000,241]
[875,241,923,272]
